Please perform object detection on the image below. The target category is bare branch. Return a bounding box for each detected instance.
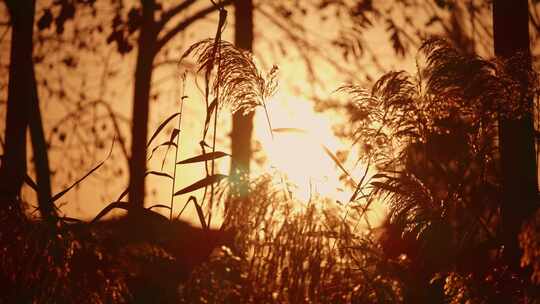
[158,0,196,29]
[156,0,233,53]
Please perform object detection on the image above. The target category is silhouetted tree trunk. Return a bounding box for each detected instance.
[493,0,538,270]
[129,0,158,209]
[0,0,35,213]
[29,68,55,220]
[230,0,254,198]
[2,1,55,220]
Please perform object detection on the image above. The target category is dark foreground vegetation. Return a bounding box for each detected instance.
[2,0,540,303]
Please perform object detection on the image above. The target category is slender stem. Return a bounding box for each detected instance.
[262,100,274,140]
[208,5,226,228]
[209,92,219,227]
[170,75,186,220]
[260,99,290,201]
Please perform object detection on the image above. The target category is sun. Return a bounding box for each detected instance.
[252,92,388,228]
[254,93,348,202]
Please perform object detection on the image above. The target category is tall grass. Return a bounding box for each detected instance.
[181,174,402,303]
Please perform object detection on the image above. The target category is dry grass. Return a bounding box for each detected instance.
[181,175,403,303]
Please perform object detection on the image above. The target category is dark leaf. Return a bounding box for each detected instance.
[177,151,230,165]
[386,19,406,57]
[177,196,207,230]
[170,128,180,143]
[127,7,142,33]
[147,140,178,161]
[147,112,180,148]
[174,174,228,196]
[37,9,53,30]
[159,128,181,170]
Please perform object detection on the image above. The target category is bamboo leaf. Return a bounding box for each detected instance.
[147,112,180,148]
[174,174,228,196]
[177,151,230,165]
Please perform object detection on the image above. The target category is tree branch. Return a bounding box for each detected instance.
[158,0,196,29]
[156,0,233,53]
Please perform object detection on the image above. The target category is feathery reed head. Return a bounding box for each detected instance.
[181,39,279,115]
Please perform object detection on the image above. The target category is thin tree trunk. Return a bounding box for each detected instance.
[493,0,538,270]
[128,0,157,209]
[29,66,55,220]
[0,0,35,212]
[230,0,254,198]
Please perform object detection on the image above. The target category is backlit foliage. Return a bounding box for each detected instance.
[341,39,539,302]
[181,39,279,115]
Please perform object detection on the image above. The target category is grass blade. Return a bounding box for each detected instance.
[90,201,130,224]
[177,151,230,165]
[176,196,207,230]
[194,199,208,231]
[145,171,174,180]
[148,140,178,161]
[50,137,115,204]
[147,204,172,211]
[173,174,228,196]
[161,128,180,170]
[146,112,180,148]
[24,174,38,192]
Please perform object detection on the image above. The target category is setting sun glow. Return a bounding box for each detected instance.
[254,92,348,203]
